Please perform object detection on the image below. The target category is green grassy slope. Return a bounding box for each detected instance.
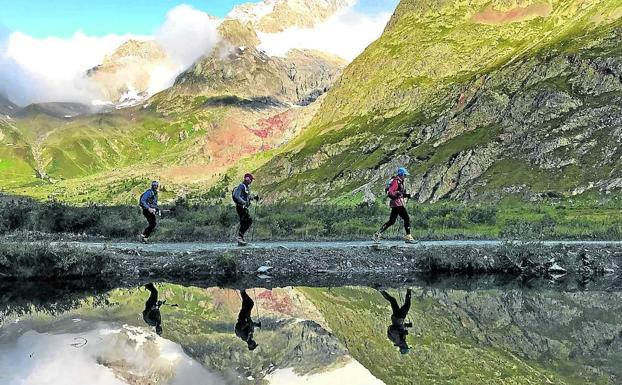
[256,0,622,204]
[0,104,220,202]
[301,287,622,385]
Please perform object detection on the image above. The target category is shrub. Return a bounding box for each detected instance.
[467,206,497,225]
[0,242,114,279]
[215,253,237,278]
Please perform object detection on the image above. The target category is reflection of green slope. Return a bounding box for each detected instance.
[300,287,616,385]
[64,285,358,384]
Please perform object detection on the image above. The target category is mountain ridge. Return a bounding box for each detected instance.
[254,0,622,204]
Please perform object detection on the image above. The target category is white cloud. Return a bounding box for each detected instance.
[257,4,391,61]
[1,31,147,105]
[155,5,221,73]
[146,5,222,96]
[0,324,225,385]
[0,5,221,106]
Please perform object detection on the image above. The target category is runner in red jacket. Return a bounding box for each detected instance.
[373,167,417,244]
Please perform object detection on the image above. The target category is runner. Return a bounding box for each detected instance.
[234,289,261,350]
[139,181,160,243]
[380,289,412,354]
[143,283,164,335]
[373,167,417,244]
[232,174,259,246]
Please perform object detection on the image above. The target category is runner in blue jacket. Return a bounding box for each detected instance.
[232,173,259,245]
[139,181,159,243]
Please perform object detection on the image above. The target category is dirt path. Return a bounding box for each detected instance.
[54,240,622,288]
[68,239,622,254]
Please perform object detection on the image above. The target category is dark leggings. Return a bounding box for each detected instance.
[236,206,253,237]
[145,285,158,311]
[238,290,254,320]
[142,208,157,238]
[381,290,411,319]
[380,206,411,235]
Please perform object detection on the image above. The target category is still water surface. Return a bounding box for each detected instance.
[1,284,621,385]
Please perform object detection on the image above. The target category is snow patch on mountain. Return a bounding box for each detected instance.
[228,0,276,23]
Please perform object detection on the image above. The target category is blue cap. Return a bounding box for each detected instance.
[397,167,409,177]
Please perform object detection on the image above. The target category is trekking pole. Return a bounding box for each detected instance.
[250,200,258,242]
[252,288,261,327]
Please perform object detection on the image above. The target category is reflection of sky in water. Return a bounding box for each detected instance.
[267,363,384,385]
[8,283,620,385]
[0,321,384,385]
[0,322,226,385]
[0,286,386,385]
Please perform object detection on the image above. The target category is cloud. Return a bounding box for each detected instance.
[0,5,221,106]
[257,4,392,61]
[1,29,144,105]
[155,5,221,70]
[148,5,222,96]
[0,324,226,385]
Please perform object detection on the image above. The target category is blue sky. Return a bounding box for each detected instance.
[0,0,398,38]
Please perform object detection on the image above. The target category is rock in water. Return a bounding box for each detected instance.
[548,262,567,274]
[257,266,273,274]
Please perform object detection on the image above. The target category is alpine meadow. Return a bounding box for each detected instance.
[2,2,622,385]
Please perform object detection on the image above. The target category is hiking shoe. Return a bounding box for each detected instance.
[372,232,381,243]
[139,234,149,244]
[237,236,248,246]
[404,234,418,244]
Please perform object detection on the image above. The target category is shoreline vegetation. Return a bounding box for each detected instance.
[1,194,620,282]
[0,195,621,243]
[1,239,621,285]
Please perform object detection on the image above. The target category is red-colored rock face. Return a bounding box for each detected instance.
[472,3,552,25]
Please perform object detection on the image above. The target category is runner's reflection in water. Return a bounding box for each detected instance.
[380,288,412,354]
[143,283,164,336]
[235,289,261,350]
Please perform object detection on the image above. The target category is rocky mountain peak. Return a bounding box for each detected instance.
[0,94,18,116]
[228,0,355,33]
[104,39,168,63]
[217,19,261,48]
[87,39,175,103]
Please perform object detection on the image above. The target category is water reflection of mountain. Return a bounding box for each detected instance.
[2,284,622,385]
[302,287,622,385]
[0,285,384,385]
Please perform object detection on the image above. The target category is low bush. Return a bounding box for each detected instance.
[0,242,114,279]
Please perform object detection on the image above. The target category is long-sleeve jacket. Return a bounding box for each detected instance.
[387,324,409,347]
[233,183,251,207]
[387,314,409,347]
[387,177,407,208]
[140,189,159,210]
[235,317,260,342]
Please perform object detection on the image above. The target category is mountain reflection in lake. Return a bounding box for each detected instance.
[1,284,622,385]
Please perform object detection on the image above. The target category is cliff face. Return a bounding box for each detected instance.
[228,0,354,33]
[302,286,622,385]
[87,40,176,103]
[256,0,622,204]
[166,20,346,106]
